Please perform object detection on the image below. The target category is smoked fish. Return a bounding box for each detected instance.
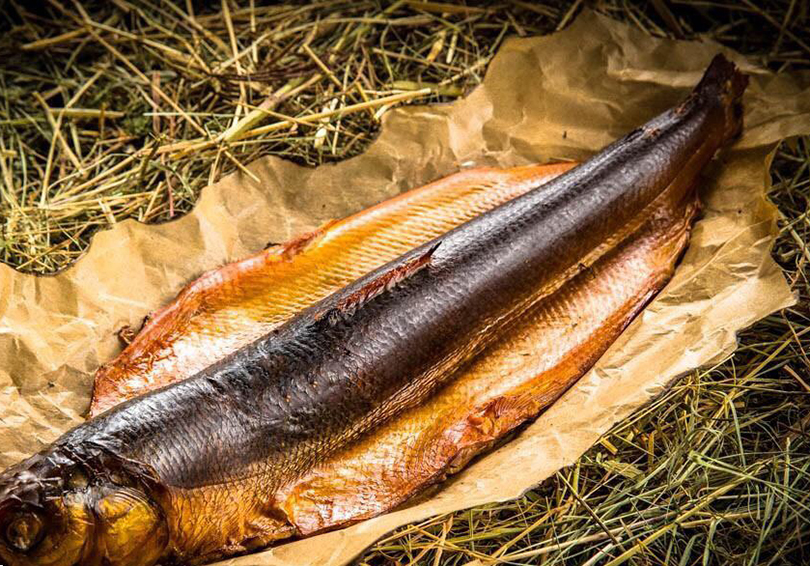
[90,162,576,416]
[0,55,746,566]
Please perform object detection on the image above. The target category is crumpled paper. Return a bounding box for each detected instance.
[1,10,809,566]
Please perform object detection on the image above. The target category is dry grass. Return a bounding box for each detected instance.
[1,0,552,273]
[1,1,808,565]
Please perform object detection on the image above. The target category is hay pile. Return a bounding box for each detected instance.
[1,2,807,564]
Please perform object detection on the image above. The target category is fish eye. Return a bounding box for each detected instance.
[4,512,44,553]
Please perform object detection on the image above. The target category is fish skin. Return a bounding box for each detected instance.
[277,191,697,538]
[90,163,576,416]
[0,55,747,566]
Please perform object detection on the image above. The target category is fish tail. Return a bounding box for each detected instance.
[691,54,748,142]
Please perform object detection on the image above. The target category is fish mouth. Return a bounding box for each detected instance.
[0,495,96,566]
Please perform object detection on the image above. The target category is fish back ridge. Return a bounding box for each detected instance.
[319,242,440,326]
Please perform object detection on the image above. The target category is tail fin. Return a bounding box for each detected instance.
[691,54,748,142]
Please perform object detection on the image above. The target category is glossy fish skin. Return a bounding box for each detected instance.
[0,55,746,566]
[280,189,697,535]
[90,163,576,416]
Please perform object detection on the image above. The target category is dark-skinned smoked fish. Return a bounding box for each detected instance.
[0,55,746,566]
[90,162,576,416]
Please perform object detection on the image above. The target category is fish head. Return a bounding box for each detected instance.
[0,449,169,566]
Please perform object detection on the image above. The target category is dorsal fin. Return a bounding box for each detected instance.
[320,242,440,326]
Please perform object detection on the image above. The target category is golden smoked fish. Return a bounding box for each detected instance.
[0,55,746,566]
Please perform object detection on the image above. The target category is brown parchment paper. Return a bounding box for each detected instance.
[2,10,810,566]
